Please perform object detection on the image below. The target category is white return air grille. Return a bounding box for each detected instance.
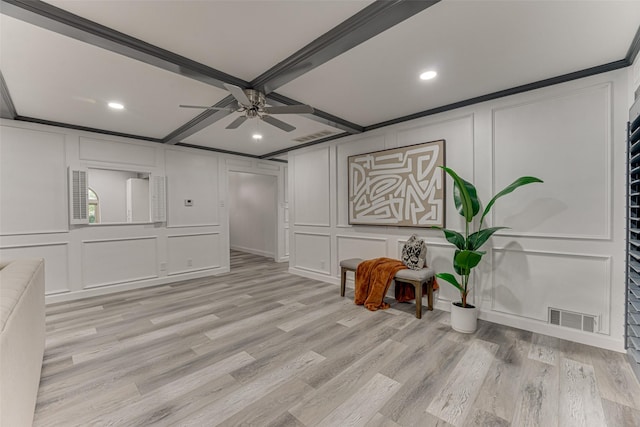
[292,130,335,143]
[68,168,88,224]
[549,307,597,333]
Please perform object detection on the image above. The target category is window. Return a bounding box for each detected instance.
[88,188,100,224]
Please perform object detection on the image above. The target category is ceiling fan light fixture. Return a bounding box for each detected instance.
[252,133,263,140]
[419,70,437,81]
[108,101,125,110]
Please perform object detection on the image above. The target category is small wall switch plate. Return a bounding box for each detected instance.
[184,199,193,207]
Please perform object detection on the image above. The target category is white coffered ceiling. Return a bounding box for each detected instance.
[1,0,639,159]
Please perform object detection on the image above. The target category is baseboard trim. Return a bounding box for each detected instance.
[288,266,338,285]
[478,310,625,353]
[231,245,275,259]
[45,267,229,304]
[288,266,624,352]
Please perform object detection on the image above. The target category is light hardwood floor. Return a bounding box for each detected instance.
[36,251,640,426]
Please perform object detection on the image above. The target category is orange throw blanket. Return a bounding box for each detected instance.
[395,278,439,302]
[355,258,407,311]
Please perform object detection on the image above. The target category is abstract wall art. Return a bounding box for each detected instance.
[348,139,445,227]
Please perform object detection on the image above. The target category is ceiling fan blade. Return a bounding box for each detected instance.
[261,115,295,132]
[263,105,314,115]
[179,104,235,111]
[226,115,248,129]
[223,83,252,106]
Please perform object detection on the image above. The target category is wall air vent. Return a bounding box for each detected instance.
[292,130,335,143]
[549,307,597,333]
[68,167,88,224]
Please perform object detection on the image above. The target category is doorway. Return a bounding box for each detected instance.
[227,171,278,263]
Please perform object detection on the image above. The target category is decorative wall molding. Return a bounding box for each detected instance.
[293,146,331,227]
[336,234,388,262]
[490,247,612,334]
[79,137,157,167]
[0,241,70,294]
[292,231,331,274]
[81,236,158,288]
[257,162,280,171]
[167,232,221,276]
[225,158,253,168]
[167,232,220,238]
[491,82,612,240]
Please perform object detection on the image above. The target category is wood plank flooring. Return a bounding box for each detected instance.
[35,251,640,426]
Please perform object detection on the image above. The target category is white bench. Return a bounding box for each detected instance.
[339,258,435,319]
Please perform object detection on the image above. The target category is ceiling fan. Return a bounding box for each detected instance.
[180,83,314,132]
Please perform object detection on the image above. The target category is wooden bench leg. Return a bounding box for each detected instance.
[426,277,434,311]
[340,267,347,297]
[414,281,423,319]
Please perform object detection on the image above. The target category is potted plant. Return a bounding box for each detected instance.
[433,166,543,333]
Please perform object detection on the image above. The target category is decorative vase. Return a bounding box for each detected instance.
[450,301,477,333]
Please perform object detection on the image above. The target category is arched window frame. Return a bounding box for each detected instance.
[88,188,100,224]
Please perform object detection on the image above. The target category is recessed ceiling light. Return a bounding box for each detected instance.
[108,102,124,110]
[252,133,263,140]
[419,70,437,81]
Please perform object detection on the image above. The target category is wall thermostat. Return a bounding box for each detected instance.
[184,199,193,206]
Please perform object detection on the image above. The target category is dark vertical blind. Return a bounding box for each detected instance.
[627,96,640,381]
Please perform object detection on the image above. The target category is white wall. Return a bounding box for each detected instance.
[288,69,629,352]
[0,119,287,302]
[228,171,277,259]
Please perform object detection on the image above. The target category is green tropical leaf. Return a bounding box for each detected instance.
[441,166,475,223]
[431,226,465,250]
[480,176,543,225]
[454,250,464,276]
[453,177,480,219]
[468,227,509,250]
[453,250,484,275]
[435,272,464,293]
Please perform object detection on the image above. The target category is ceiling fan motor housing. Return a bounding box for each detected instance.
[244,89,266,109]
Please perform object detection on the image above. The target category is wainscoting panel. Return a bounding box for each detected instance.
[293,232,331,274]
[0,242,70,295]
[82,237,158,288]
[0,125,68,235]
[167,233,221,275]
[293,147,331,227]
[79,137,157,167]
[165,149,220,227]
[336,235,388,262]
[491,248,611,333]
[492,83,611,239]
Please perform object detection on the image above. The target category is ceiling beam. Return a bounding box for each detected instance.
[175,142,261,159]
[162,96,236,145]
[266,92,363,134]
[626,24,640,65]
[0,0,249,90]
[260,132,351,160]
[251,0,441,95]
[15,115,163,143]
[0,70,17,119]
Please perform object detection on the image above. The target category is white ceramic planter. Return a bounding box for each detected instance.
[450,302,477,333]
